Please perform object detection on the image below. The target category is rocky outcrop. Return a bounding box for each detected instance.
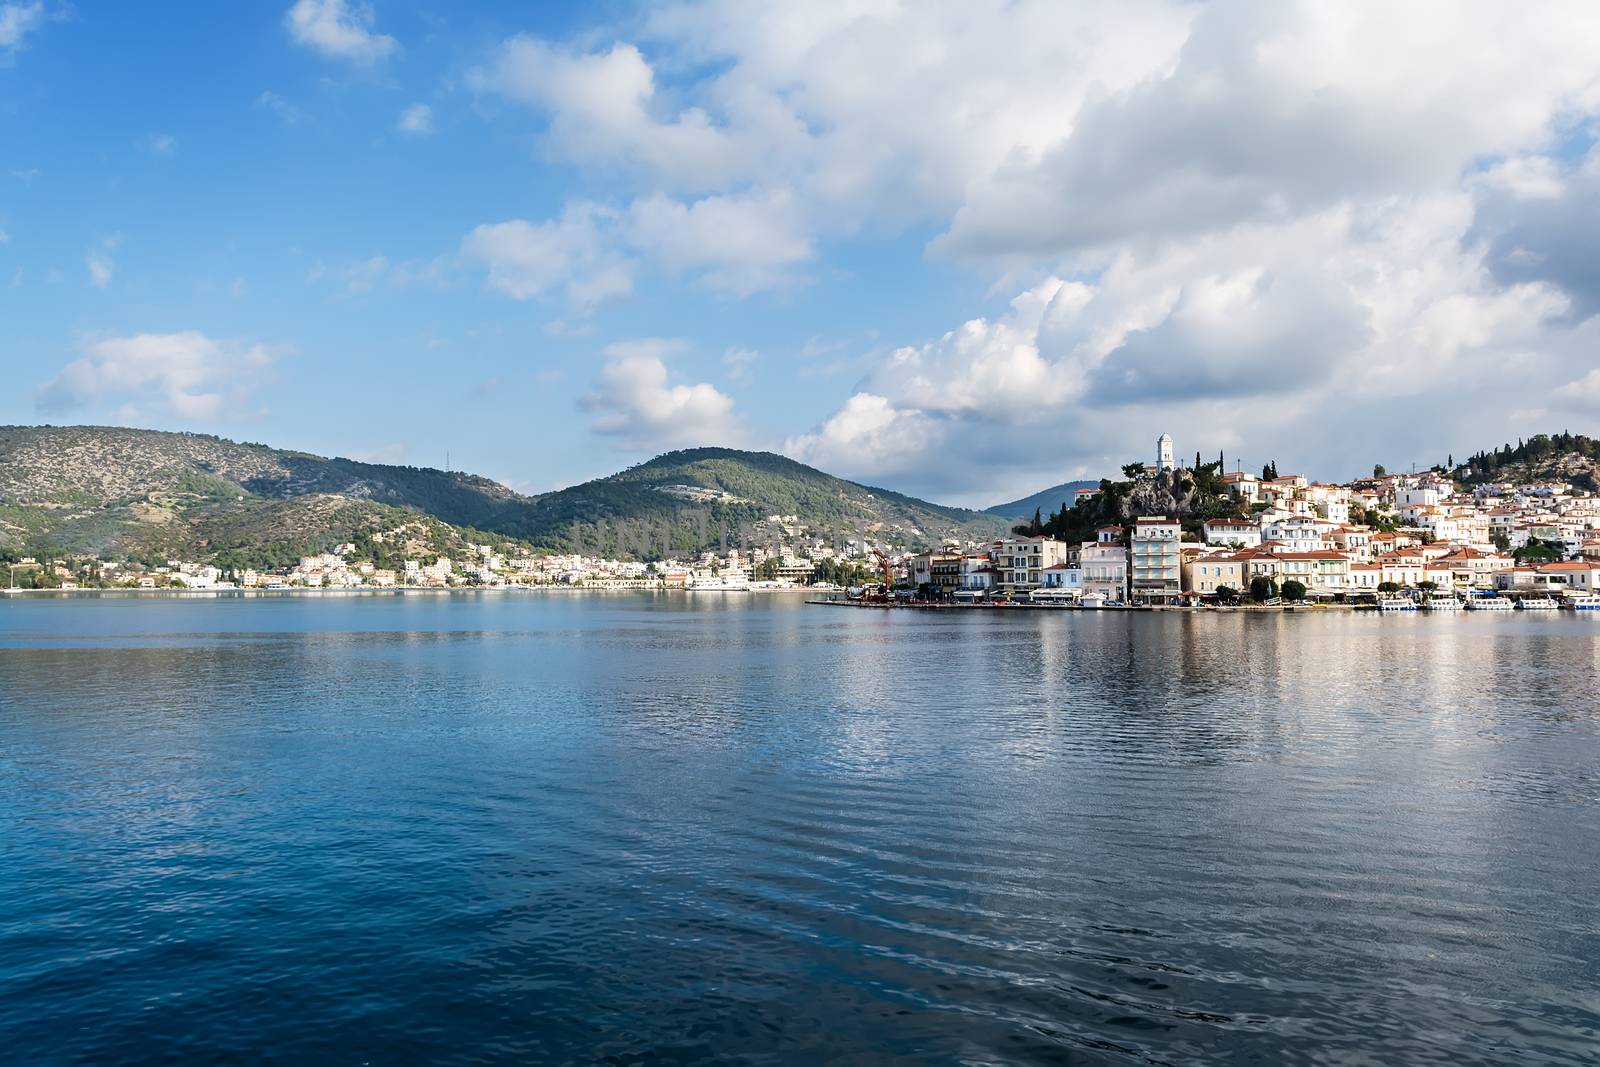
[1115,467,1201,521]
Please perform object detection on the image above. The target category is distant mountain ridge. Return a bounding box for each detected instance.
[0,427,1007,565]
[984,480,1101,519]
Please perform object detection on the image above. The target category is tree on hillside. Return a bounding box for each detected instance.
[1373,464,1386,477]
[1121,461,1147,479]
[1515,538,1564,565]
[1262,461,1278,481]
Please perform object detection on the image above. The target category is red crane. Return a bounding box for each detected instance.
[870,547,894,601]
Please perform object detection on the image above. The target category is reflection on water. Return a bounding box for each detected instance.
[2,594,1598,1064]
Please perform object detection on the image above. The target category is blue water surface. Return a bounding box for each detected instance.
[2,593,1597,1064]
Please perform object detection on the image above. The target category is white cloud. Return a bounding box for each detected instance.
[628,190,812,294]
[460,204,632,311]
[396,103,434,136]
[0,226,9,243]
[0,1,43,54]
[469,38,753,190]
[1554,368,1600,411]
[284,0,397,65]
[35,331,283,422]
[790,192,1576,500]
[785,393,941,483]
[581,340,744,450]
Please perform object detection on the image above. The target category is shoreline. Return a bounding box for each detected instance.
[0,585,822,599]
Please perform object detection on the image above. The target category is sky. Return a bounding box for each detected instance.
[4,1,1600,508]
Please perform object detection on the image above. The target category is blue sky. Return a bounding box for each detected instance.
[4,2,1600,506]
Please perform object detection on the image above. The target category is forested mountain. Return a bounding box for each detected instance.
[498,448,1009,551]
[0,427,1006,564]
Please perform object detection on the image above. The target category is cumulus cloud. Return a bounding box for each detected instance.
[628,190,812,294]
[469,38,754,190]
[790,192,1574,501]
[1475,146,1600,318]
[396,103,433,136]
[35,332,283,422]
[1553,368,1600,411]
[581,340,744,450]
[456,3,1600,495]
[0,1,43,55]
[460,205,632,311]
[284,0,397,65]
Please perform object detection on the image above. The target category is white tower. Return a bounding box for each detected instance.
[1157,433,1175,472]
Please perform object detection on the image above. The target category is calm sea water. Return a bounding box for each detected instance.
[2,593,1597,1064]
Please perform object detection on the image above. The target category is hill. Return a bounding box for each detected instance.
[0,427,1006,565]
[984,480,1100,519]
[1454,432,1600,490]
[494,447,1010,551]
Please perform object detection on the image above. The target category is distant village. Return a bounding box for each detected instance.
[9,432,1600,608]
[4,524,873,595]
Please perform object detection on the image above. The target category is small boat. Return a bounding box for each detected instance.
[1574,598,1600,612]
[1423,596,1462,611]
[1466,596,1514,611]
[1377,597,1418,612]
[1516,596,1558,610]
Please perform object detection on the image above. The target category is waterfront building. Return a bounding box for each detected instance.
[1130,517,1182,603]
[1079,527,1129,602]
[1036,563,1084,599]
[992,536,1071,593]
[1183,551,1245,596]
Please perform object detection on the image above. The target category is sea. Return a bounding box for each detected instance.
[2,592,1597,1064]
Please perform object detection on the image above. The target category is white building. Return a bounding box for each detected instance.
[1080,529,1128,602]
[1130,516,1182,603]
[1157,433,1175,472]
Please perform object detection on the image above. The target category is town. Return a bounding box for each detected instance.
[8,432,1600,611]
[903,433,1600,611]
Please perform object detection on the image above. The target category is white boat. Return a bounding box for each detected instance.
[1423,596,1462,611]
[1377,597,1418,612]
[684,572,750,591]
[1516,596,1558,610]
[1574,598,1600,612]
[1467,596,1513,611]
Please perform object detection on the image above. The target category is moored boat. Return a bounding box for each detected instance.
[684,572,751,591]
[1516,596,1558,610]
[1377,597,1417,612]
[1423,596,1461,611]
[1466,596,1514,611]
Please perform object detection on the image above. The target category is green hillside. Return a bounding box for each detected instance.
[0,428,1005,564]
[490,447,1009,550]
